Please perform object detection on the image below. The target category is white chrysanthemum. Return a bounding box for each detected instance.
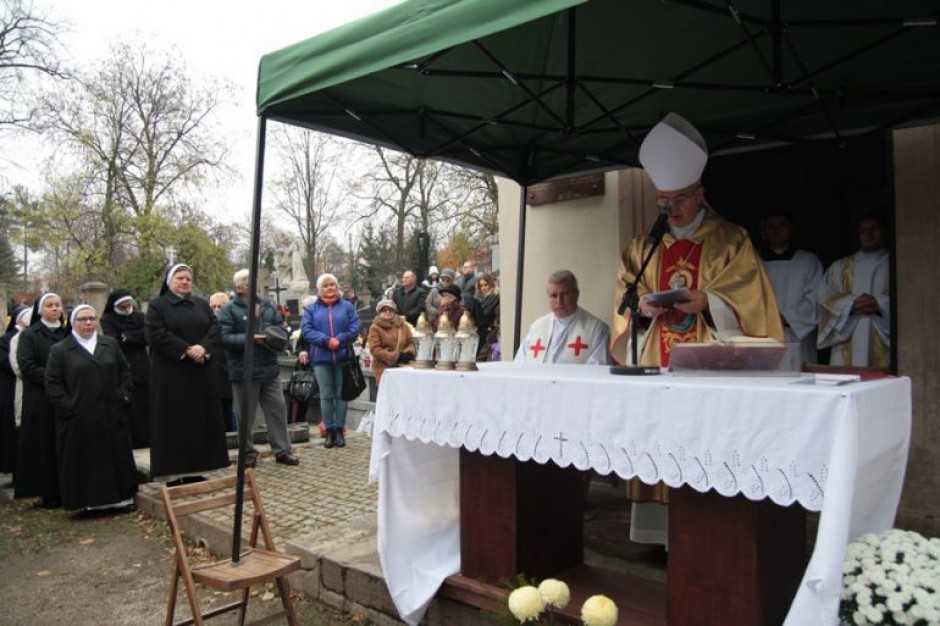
[538,578,570,609]
[885,594,904,613]
[863,604,882,623]
[581,594,618,626]
[508,586,545,623]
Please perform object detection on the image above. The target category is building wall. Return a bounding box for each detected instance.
[894,124,940,534]
[497,172,622,357]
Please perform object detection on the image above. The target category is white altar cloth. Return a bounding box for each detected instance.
[368,363,911,625]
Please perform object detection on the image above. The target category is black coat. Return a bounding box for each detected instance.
[14,322,68,499]
[470,293,500,360]
[100,310,151,448]
[145,292,229,478]
[0,331,16,473]
[393,284,428,326]
[218,294,283,381]
[45,334,138,511]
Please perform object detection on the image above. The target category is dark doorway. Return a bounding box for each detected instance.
[707,133,892,267]
[706,133,895,370]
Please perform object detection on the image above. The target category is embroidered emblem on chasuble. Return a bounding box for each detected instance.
[657,239,702,366]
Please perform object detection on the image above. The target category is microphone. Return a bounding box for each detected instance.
[618,204,672,317]
[648,203,671,245]
[617,284,631,316]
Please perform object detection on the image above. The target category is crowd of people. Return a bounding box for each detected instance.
[0,112,889,526]
[0,264,400,513]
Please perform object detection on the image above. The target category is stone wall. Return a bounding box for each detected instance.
[893,124,940,535]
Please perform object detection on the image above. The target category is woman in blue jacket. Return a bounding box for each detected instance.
[301,273,360,448]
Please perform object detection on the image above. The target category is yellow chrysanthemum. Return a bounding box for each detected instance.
[538,578,571,609]
[508,585,545,623]
[581,594,618,626]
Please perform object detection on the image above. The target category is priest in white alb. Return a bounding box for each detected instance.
[515,269,610,365]
[817,211,890,369]
[759,210,824,364]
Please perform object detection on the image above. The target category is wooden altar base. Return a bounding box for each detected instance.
[441,565,667,625]
[454,451,807,625]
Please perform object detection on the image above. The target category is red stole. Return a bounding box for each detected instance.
[657,239,703,366]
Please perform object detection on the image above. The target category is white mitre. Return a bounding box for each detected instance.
[638,112,708,192]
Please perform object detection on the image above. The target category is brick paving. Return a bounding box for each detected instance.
[136,428,378,544]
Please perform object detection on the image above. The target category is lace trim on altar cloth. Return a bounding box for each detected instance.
[376,410,828,511]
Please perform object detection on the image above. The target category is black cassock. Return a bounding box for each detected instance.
[0,330,17,474]
[45,334,138,511]
[14,323,68,500]
[145,292,230,478]
[100,309,151,448]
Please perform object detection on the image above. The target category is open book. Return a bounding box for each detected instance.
[644,287,691,307]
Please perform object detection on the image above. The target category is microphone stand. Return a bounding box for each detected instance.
[610,217,669,376]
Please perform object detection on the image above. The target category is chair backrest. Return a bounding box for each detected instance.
[160,470,277,554]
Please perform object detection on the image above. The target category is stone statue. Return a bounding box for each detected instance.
[289,240,309,293]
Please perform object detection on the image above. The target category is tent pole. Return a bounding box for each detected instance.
[512,184,527,355]
[232,113,268,564]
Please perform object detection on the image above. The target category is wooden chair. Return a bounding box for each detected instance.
[160,469,301,626]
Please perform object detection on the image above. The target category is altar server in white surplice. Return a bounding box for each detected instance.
[515,270,610,365]
[759,211,824,364]
[817,212,891,369]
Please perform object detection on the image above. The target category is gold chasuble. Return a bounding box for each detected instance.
[613,208,784,367]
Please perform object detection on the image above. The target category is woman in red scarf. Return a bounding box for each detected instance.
[301,273,360,448]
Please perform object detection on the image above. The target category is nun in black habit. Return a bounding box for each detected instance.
[14,293,69,506]
[0,305,27,474]
[145,264,229,482]
[100,289,151,448]
[46,305,138,512]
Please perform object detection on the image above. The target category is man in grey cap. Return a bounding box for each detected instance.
[219,269,299,467]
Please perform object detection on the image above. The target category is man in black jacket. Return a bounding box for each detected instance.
[219,269,299,467]
[392,270,427,326]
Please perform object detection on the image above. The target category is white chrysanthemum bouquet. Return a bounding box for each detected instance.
[507,579,618,626]
[840,529,940,625]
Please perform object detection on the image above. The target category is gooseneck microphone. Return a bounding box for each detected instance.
[648,203,672,245]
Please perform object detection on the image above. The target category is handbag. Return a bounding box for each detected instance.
[340,342,368,401]
[288,362,318,403]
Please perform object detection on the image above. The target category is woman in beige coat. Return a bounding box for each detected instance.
[367,299,416,385]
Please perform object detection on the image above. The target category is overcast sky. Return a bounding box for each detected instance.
[3,0,402,221]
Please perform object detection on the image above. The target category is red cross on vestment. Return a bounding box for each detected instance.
[530,338,546,359]
[568,336,589,356]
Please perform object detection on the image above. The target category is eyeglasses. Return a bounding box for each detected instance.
[656,184,701,208]
[74,316,97,323]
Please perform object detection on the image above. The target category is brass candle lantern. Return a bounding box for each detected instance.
[434,312,457,370]
[412,312,435,369]
[455,312,479,371]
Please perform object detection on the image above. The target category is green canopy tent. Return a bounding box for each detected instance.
[231,0,940,557]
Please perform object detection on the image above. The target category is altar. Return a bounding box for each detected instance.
[368,363,911,625]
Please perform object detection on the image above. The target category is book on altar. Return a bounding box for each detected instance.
[669,339,801,376]
[644,287,692,306]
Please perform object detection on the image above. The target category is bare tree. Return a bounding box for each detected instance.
[269,125,343,292]
[0,0,67,129]
[40,41,231,257]
[357,147,471,268]
[453,169,498,246]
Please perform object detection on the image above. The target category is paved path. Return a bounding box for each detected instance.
[135,428,378,546]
